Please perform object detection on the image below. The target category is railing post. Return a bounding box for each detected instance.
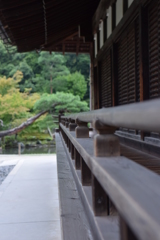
[71,143,74,159]
[69,119,77,131]
[68,140,71,153]
[75,118,89,138]
[93,119,120,157]
[67,137,69,148]
[81,157,91,186]
[92,119,120,216]
[92,175,109,216]
[58,111,64,129]
[65,118,69,128]
[74,148,81,169]
[120,217,138,240]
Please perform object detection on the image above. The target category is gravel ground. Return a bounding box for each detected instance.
[0,165,15,185]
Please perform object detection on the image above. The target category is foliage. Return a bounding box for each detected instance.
[0,41,90,99]
[0,72,40,128]
[64,54,90,81]
[36,52,70,93]
[34,92,89,113]
[64,53,90,100]
[66,72,87,99]
[0,71,23,96]
[0,41,91,143]
[9,62,34,92]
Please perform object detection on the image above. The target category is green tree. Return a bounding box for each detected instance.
[34,92,89,113]
[24,52,42,74]
[66,72,87,99]
[0,71,40,128]
[36,52,70,93]
[64,54,90,80]
[64,54,90,101]
[9,62,34,92]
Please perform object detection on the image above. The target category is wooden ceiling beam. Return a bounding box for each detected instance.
[50,47,90,54]
[92,0,114,32]
[62,42,65,55]
[0,0,100,52]
[80,21,93,42]
[47,31,79,49]
[3,0,95,22]
[76,40,80,56]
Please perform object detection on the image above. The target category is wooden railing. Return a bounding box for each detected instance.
[58,98,160,240]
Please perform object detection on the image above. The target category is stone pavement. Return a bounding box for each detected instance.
[0,154,61,240]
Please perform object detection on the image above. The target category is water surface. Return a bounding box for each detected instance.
[0,146,56,155]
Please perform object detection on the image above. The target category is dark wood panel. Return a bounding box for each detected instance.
[100,49,112,107]
[117,19,140,106]
[148,0,160,99]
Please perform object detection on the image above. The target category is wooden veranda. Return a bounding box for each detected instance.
[0,0,160,239]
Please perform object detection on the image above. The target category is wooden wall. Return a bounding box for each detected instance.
[92,0,159,110]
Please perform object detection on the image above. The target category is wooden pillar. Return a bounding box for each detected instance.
[90,43,94,110]
[93,66,100,109]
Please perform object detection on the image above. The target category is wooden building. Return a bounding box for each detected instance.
[0,0,160,239]
[92,0,159,107]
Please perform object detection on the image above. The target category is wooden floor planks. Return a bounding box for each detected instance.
[120,144,160,174]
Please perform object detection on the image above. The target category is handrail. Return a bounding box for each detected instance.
[61,98,160,133]
[60,123,160,240]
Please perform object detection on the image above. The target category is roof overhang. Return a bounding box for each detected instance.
[0,0,100,53]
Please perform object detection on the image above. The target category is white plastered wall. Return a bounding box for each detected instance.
[107,6,112,38]
[94,34,97,57]
[128,0,134,7]
[100,21,104,49]
[116,0,123,25]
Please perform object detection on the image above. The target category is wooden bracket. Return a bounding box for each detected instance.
[93,119,120,157]
[69,119,77,131]
[75,118,89,138]
[65,119,69,128]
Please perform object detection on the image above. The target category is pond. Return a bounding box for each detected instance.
[0,146,56,155]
